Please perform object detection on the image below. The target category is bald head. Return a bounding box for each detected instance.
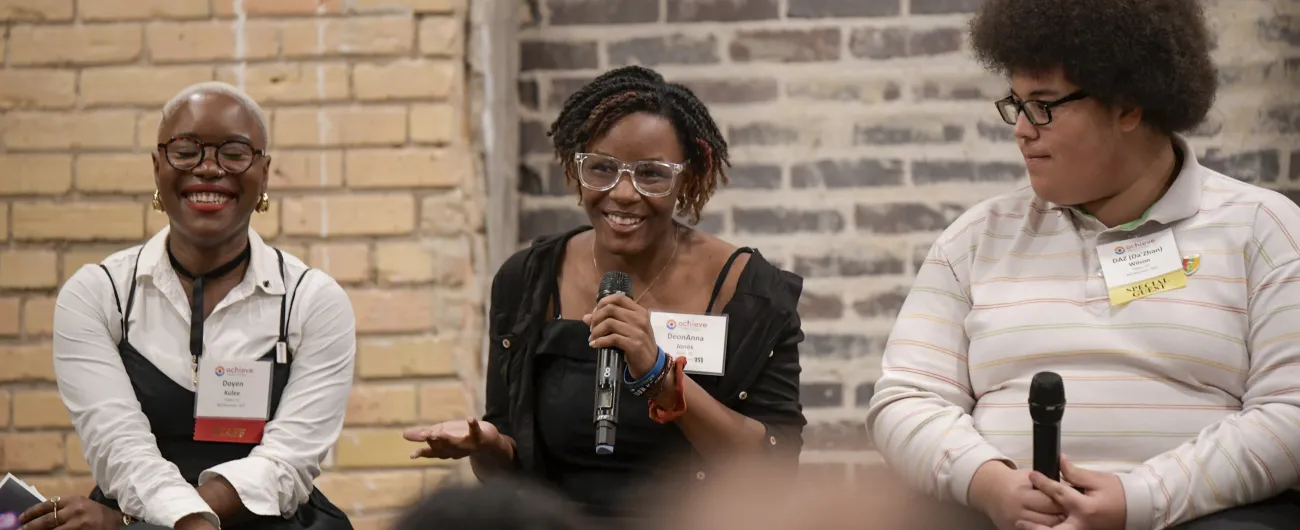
[160,82,269,149]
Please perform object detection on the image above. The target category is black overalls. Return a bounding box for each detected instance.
[531,248,753,519]
[89,249,351,530]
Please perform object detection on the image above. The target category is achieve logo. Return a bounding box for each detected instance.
[1116,238,1156,254]
[665,318,707,330]
[214,365,254,376]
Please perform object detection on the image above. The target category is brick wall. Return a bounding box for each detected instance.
[0,0,481,527]
[516,0,1300,481]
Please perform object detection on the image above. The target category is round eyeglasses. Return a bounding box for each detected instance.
[994,90,1090,127]
[158,137,266,174]
[574,153,685,198]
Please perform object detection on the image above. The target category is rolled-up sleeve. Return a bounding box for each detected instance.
[734,271,807,462]
[199,273,356,517]
[482,266,515,439]
[54,266,218,528]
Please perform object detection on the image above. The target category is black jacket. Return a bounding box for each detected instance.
[483,226,807,481]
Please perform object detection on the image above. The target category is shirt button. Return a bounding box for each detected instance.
[738,391,748,400]
[501,338,511,349]
[696,471,706,480]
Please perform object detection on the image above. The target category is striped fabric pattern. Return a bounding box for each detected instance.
[866,136,1300,530]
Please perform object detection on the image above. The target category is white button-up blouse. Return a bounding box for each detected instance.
[52,227,356,528]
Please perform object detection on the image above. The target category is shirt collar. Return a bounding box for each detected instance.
[136,226,286,296]
[1047,134,1205,231]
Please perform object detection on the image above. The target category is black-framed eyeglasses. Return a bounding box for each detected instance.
[994,90,1090,126]
[157,136,266,174]
[574,153,685,198]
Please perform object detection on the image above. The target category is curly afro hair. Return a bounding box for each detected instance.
[547,65,729,225]
[969,0,1218,135]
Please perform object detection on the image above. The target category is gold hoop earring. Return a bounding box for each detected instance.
[255,192,270,213]
[151,190,164,212]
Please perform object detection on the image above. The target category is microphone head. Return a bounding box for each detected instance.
[1028,371,1065,423]
[598,271,632,301]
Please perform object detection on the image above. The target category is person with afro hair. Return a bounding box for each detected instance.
[402,65,807,522]
[868,1,1300,530]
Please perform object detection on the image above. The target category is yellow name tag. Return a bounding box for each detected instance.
[1107,268,1188,306]
[1096,228,1187,306]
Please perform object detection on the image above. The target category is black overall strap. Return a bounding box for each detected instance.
[121,250,145,339]
[276,249,289,343]
[278,249,315,364]
[705,248,753,314]
[166,242,252,380]
[97,266,123,326]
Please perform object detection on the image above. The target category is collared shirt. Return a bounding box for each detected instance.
[867,135,1300,530]
[53,227,356,528]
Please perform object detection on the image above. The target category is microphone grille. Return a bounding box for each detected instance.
[1029,371,1065,405]
[599,271,632,297]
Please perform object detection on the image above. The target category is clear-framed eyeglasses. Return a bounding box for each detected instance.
[994,90,1090,127]
[158,136,266,174]
[574,152,685,198]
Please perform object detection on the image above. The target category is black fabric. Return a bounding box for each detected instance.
[483,225,807,517]
[89,250,350,530]
[530,248,743,518]
[1167,491,1300,530]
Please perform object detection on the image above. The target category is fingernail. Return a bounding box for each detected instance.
[588,341,595,347]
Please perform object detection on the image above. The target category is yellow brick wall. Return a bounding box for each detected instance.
[0,1,483,528]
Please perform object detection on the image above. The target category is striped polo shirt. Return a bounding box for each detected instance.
[866,135,1300,530]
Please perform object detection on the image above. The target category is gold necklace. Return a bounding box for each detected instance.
[592,225,679,304]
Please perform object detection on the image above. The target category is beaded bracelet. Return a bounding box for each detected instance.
[648,355,688,424]
[639,354,676,398]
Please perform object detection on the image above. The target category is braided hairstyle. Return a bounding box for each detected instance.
[547,65,729,225]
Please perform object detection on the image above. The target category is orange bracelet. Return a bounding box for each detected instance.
[648,355,688,423]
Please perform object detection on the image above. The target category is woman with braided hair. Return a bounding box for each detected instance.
[403,65,807,520]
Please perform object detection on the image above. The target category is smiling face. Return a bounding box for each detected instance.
[153,91,270,248]
[579,111,685,256]
[1012,67,1128,207]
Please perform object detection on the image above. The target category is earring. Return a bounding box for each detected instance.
[255,192,271,213]
[151,190,164,212]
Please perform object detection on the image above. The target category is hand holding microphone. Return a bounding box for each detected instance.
[1015,372,1128,530]
[968,372,1073,530]
[584,271,664,455]
[583,273,661,378]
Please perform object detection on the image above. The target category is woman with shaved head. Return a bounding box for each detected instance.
[25,82,356,530]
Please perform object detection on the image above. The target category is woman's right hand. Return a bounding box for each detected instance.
[403,418,504,460]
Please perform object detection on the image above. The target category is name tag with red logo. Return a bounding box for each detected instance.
[194,357,272,444]
[650,312,728,376]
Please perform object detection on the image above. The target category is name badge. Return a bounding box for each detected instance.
[1096,228,1187,306]
[650,312,728,376]
[194,357,273,444]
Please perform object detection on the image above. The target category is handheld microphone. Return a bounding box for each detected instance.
[594,271,631,456]
[1029,371,1066,482]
